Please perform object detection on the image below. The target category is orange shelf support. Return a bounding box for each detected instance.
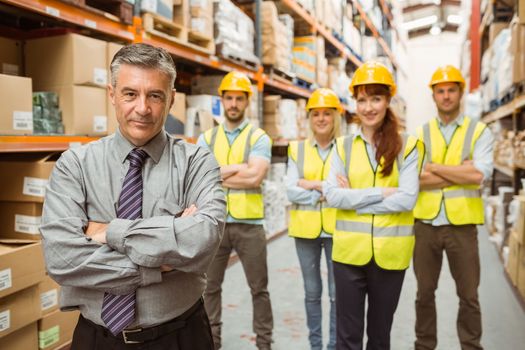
[1,0,135,41]
[0,135,99,153]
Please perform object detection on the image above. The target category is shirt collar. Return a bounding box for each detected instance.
[223,119,249,133]
[309,138,335,150]
[355,126,370,144]
[114,128,168,164]
[437,114,464,127]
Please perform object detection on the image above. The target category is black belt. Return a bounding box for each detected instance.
[119,298,203,344]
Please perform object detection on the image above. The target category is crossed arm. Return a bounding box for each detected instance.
[220,156,270,189]
[419,160,483,190]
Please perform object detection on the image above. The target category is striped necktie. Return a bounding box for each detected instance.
[101,148,148,335]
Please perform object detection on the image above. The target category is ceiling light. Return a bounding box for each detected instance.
[430,25,442,35]
[402,15,438,31]
[433,0,441,4]
[447,14,463,25]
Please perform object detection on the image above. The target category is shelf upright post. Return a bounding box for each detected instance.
[255,0,264,126]
[470,0,481,91]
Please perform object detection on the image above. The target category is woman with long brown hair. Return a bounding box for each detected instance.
[323,62,424,350]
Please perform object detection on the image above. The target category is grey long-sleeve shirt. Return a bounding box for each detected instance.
[40,129,226,328]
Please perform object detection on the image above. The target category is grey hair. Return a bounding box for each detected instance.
[110,43,176,88]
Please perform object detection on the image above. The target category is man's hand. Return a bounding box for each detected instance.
[337,174,350,188]
[85,221,108,244]
[181,204,197,217]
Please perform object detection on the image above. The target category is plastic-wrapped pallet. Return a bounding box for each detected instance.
[263,163,289,236]
[280,99,298,140]
[33,92,64,134]
[489,29,512,101]
[214,0,259,65]
[261,2,292,72]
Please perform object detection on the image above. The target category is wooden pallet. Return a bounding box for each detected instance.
[188,30,215,54]
[142,13,188,43]
[264,65,296,84]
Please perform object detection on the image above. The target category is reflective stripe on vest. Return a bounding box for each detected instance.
[333,133,420,270]
[288,140,337,238]
[414,117,486,225]
[204,123,266,219]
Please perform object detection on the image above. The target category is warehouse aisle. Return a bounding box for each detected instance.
[219,227,525,349]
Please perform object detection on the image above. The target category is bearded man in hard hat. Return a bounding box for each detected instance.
[198,71,273,350]
[413,65,494,350]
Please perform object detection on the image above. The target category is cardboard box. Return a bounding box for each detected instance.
[0,74,33,135]
[0,202,43,240]
[510,20,525,83]
[37,276,60,316]
[38,310,80,350]
[190,0,213,18]
[186,95,224,121]
[515,196,525,244]
[0,37,21,76]
[45,85,108,136]
[489,22,508,44]
[25,33,108,89]
[106,42,125,135]
[518,0,525,24]
[506,230,521,285]
[190,16,213,38]
[0,285,41,338]
[170,92,186,123]
[141,0,173,20]
[173,0,190,27]
[0,156,56,203]
[518,240,525,298]
[263,95,281,114]
[0,241,45,299]
[0,322,38,350]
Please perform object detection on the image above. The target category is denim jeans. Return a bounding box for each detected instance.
[295,237,336,350]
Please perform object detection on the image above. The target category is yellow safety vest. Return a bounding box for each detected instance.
[413,117,486,225]
[333,134,424,270]
[288,140,337,238]
[204,123,267,220]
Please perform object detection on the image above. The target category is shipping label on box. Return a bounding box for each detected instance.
[0,74,33,135]
[38,276,60,316]
[0,241,46,299]
[0,286,41,338]
[38,310,79,350]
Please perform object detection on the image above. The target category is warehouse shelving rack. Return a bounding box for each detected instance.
[0,0,400,150]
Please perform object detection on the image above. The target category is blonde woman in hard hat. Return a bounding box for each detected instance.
[323,62,424,350]
[286,88,342,350]
[413,66,493,350]
[198,71,274,350]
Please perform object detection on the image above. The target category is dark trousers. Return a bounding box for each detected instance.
[333,260,405,350]
[71,299,214,349]
[413,221,482,350]
[203,223,273,350]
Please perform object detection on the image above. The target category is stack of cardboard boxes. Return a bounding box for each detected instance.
[292,36,317,83]
[261,2,293,73]
[0,157,79,349]
[507,196,525,300]
[190,0,214,41]
[25,33,118,136]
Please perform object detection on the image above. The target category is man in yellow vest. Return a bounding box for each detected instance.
[198,71,273,350]
[413,66,494,350]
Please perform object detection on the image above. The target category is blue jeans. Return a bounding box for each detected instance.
[295,237,336,350]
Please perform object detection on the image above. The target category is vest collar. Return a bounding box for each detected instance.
[222,118,249,133]
[436,114,465,127]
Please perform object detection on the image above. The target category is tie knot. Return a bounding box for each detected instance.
[128,148,148,168]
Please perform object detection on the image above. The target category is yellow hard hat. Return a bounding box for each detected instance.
[349,61,396,97]
[306,88,343,113]
[218,71,252,97]
[429,65,465,89]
